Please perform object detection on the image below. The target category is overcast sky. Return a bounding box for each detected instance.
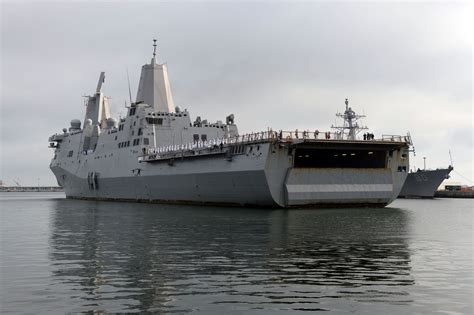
[1,1,472,186]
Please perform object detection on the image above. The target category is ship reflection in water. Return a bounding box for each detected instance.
[49,200,414,313]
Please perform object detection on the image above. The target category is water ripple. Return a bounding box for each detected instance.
[1,195,473,314]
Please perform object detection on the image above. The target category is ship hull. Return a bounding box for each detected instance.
[53,168,399,208]
[51,140,409,208]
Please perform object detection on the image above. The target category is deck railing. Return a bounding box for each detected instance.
[139,129,412,162]
[381,134,412,144]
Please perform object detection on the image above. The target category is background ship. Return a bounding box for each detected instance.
[398,166,453,198]
[48,42,412,208]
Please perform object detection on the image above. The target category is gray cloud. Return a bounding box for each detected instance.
[1,1,472,186]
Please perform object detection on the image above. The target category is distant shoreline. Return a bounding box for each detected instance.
[434,190,474,199]
[0,187,63,192]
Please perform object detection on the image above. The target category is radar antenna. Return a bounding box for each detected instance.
[331,98,368,140]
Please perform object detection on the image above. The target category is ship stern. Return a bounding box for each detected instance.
[266,139,410,208]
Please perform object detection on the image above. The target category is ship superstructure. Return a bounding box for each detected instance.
[49,42,412,207]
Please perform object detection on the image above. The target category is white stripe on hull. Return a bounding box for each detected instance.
[287,184,393,193]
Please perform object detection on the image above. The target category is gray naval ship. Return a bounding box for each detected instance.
[48,42,412,208]
[398,166,453,198]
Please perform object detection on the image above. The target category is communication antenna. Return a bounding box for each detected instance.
[153,39,157,58]
[126,68,133,105]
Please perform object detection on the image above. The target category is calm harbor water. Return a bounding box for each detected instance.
[1,192,472,314]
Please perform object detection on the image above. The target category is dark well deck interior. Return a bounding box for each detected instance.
[291,140,407,169]
[294,148,386,168]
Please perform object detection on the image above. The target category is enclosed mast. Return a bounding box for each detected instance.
[83,72,111,128]
[135,39,175,113]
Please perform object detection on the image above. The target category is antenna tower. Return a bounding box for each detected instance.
[331,98,368,140]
